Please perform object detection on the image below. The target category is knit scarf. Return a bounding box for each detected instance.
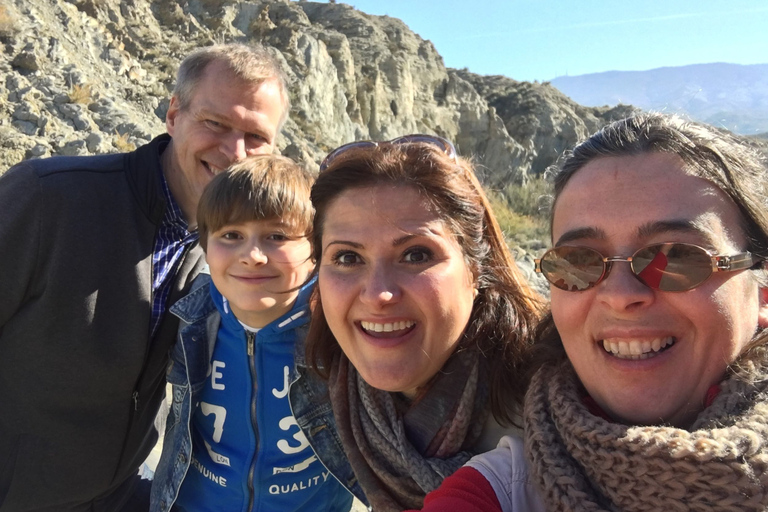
[327,350,488,511]
[524,356,768,512]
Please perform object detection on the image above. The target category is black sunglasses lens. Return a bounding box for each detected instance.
[541,246,605,291]
[632,243,713,291]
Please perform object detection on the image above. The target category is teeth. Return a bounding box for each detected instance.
[602,337,675,359]
[360,320,415,333]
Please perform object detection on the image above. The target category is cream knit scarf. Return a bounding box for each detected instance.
[524,356,768,511]
[328,350,487,511]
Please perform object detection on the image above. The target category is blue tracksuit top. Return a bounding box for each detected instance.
[153,275,353,512]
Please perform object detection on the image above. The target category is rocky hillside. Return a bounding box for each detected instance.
[0,0,635,185]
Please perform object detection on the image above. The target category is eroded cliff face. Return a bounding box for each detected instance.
[0,0,634,182]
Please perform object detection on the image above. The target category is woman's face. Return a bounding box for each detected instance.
[318,185,476,397]
[550,152,768,427]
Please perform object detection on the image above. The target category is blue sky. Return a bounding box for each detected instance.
[315,0,768,82]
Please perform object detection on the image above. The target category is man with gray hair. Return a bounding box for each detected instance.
[0,42,289,511]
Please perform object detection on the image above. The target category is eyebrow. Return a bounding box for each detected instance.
[323,233,428,252]
[324,240,362,251]
[195,108,225,121]
[393,234,418,246]
[637,219,713,241]
[555,227,604,246]
[555,219,716,246]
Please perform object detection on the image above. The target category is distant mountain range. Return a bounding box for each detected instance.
[551,63,768,136]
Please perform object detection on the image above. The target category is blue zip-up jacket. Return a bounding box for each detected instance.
[150,274,353,512]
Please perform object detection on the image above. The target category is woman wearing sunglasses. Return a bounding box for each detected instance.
[414,113,768,512]
[288,136,542,511]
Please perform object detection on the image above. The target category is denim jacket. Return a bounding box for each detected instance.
[150,274,352,512]
[288,355,369,507]
[150,274,216,512]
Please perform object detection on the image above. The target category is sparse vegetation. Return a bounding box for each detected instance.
[486,184,550,251]
[113,131,135,152]
[69,83,93,104]
[501,175,553,218]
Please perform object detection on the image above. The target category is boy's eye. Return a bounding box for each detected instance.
[267,233,289,241]
[221,231,242,240]
[402,247,432,264]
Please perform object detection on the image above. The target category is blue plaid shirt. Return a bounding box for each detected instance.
[150,167,199,339]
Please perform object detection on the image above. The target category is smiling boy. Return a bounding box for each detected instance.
[150,155,353,512]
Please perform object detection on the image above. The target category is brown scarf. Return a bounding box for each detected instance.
[524,356,768,512]
[327,350,488,511]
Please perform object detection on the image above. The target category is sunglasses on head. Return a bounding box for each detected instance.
[319,134,457,172]
[535,242,765,292]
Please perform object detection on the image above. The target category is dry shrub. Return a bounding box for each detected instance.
[113,131,135,152]
[69,83,94,104]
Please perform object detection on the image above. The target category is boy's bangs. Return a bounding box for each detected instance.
[207,170,313,235]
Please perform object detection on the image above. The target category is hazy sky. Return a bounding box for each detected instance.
[315,0,768,82]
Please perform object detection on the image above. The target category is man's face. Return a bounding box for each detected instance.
[550,152,768,428]
[164,59,285,223]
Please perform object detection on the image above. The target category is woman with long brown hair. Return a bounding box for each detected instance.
[289,135,542,511]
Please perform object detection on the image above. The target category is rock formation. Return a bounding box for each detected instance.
[0,0,635,183]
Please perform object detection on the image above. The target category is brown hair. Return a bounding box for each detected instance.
[173,43,290,129]
[197,155,314,252]
[307,142,544,424]
[532,112,768,372]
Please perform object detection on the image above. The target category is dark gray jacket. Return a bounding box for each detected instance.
[0,135,205,511]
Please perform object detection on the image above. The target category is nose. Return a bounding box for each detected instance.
[240,243,268,265]
[221,133,248,163]
[595,260,654,312]
[359,263,401,307]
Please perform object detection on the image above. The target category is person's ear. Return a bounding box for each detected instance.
[757,286,768,328]
[166,96,181,135]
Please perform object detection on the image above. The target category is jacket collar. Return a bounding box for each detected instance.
[170,272,216,324]
[170,274,317,332]
[125,133,172,225]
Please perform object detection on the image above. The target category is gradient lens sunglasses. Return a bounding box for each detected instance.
[319,134,457,172]
[535,242,765,292]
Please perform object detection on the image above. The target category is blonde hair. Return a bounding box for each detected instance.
[174,43,290,129]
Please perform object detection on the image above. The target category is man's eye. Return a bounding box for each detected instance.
[205,120,224,130]
[403,248,432,263]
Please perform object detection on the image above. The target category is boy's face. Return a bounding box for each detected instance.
[206,218,314,328]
